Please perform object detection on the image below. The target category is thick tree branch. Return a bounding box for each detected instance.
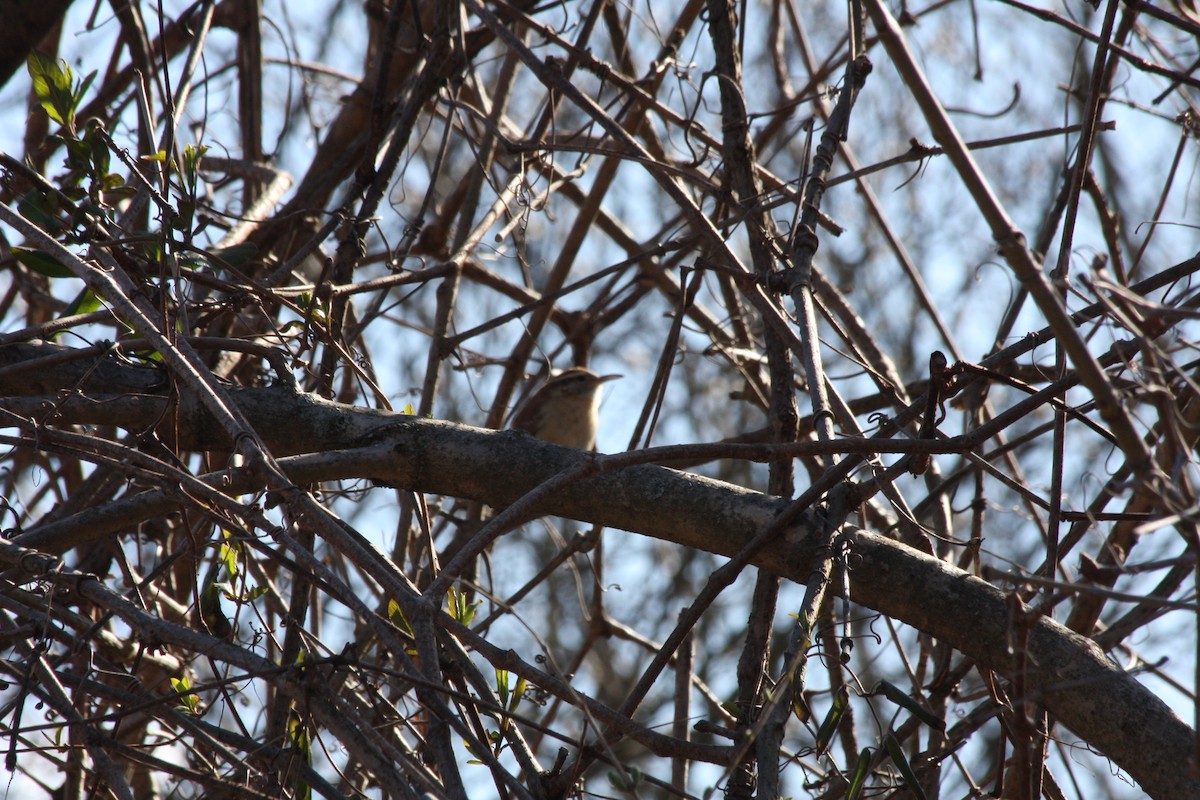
[0,342,1193,799]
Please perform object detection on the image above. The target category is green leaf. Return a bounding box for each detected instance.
[209,242,258,269]
[181,143,209,192]
[218,538,240,578]
[183,143,208,170]
[447,586,480,626]
[85,126,111,177]
[26,53,92,133]
[297,291,329,326]
[511,675,527,710]
[884,733,929,800]
[171,676,200,713]
[13,247,74,278]
[63,136,92,170]
[62,287,103,318]
[28,53,72,126]
[200,579,233,638]
[792,684,812,723]
[289,713,311,750]
[846,748,871,800]
[814,686,848,755]
[606,766,642,793]
[176,251,208,272]
[496,668,510,706]
[463,737,484,764]
[387,598,414,637]
[288,707,314,800]
[872,681,945,731]
[17,190,62,234]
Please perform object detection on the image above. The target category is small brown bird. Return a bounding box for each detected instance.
[511,367,621,450]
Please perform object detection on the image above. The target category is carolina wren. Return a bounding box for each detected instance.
[510,367,621,450]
